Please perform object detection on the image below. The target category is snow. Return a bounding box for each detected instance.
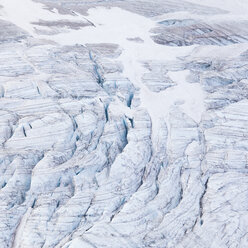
[186,0,248,15]
[0,0,85,36]
[47,7,203,137]
[0,1,248,247]
[0,0,205,139]
[12,208,32,248]
[64,238,94,248]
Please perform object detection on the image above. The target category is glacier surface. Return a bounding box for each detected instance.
[0,0,248,247]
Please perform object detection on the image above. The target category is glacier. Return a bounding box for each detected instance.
[0,0,248,247]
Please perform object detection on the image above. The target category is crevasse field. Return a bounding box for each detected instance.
[0,0,248,247]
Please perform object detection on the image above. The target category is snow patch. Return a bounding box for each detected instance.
[0,0,86,35]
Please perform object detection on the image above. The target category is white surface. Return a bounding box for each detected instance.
[0,1,247,248]
[0,0,86,35]
[50,7,203,138]
[0,1,205,138]
[186,0,248,15]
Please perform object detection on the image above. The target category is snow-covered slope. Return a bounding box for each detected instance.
[0,0,248,247]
